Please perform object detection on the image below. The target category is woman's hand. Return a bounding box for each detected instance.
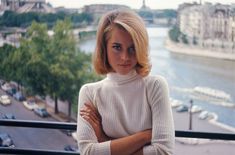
[80,102,110,142]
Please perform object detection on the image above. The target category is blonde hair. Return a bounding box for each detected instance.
[93,9,151,77]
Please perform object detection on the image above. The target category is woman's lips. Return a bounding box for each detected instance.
[119,64,131,68]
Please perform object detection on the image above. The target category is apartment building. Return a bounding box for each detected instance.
[0,0,55,13]
[178,3,235,51]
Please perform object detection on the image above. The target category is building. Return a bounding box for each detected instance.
[0,0,55,14]
[82,4,129,23]
[178,2,235,51]
[54,6,82,14]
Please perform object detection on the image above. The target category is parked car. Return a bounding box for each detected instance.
[33,107,49,117]
[170,98,182,108]
[190,105,202,113]
[198,111,215,120]
[1,83,11,91]
[64,144,79,152]
[71,132,78,142]
[0,133,15,148]
[0,80,5,86]
[6,88,17,96]
[13,91,26,101]
[0,95,11,105]
[23,99,39,110]
[2,113,15,119]
[61,129,73,136]
[176,105,188,112]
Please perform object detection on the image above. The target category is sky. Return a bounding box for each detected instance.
[46,0,235,9]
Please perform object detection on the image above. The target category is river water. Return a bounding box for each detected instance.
[78,27,235,128]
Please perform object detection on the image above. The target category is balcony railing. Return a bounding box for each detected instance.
[1,119,235,154]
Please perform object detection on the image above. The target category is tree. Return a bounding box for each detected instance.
[1,20,99,120]
[193,36,198,45]
[22,22,50,96]
[154,9,177,18]
[181,34,188,44]
[45,18,75,114]
[0,44,16,80]
[48,19,99,119]
[169,26,181,42]
[0,11,94,28]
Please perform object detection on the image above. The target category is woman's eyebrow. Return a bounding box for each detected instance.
[112,42,121,45]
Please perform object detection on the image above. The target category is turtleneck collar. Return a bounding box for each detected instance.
[106,70,140,85]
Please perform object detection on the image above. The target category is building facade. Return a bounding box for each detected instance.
[178,2,235,52]
[0,0,55,13]
[82,4,130,24]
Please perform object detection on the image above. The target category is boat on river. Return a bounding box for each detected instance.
[193,86,232,102]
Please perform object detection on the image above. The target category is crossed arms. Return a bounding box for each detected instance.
[80,103,151,155]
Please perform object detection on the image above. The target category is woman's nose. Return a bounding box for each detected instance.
[120,51,129,60]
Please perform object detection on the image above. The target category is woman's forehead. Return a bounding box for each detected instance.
[108,27,133,45]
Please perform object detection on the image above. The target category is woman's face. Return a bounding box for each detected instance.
[106,27,137,75]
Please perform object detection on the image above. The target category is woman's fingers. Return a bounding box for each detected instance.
[80,103,109,142]
[85,103,101,119]
[80,103,101,125]
[82,103,101,121]
[81,110,99,125]
[82,115,96,128]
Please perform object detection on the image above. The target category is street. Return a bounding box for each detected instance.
[0,89,77,151]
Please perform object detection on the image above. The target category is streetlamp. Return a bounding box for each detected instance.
[189,99,193,130]
[232,21,235,50]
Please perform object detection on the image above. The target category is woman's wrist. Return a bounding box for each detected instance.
[99,133,111,142]
[138,130,152,145]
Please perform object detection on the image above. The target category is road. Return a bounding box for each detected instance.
[0,89,77,151]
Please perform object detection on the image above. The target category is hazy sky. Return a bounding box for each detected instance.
[46,0,235,9]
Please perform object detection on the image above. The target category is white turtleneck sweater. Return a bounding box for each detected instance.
[77,70,175,155]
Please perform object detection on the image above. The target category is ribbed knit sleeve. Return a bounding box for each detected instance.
[143,76,175,155]
[77,84,111,155]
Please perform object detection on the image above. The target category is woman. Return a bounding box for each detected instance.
[77,9,174,155]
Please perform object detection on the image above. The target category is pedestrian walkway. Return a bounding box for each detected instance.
[45,104,77,123]
[173,110,235,155]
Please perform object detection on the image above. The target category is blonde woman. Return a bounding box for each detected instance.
[77,9,174,155]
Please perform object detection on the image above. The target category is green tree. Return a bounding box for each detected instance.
[138,10,153,19]
[181,34,188,44]
[0,11,94,28]
[18,21,50,96]
[193,36,198,45]
[154,9,177,18]
[169,26,181,42]
[70,12,93,26]
[0,20,99,120]
[47,19,75,114]
[48,19,99,119]
[0,44,16,80]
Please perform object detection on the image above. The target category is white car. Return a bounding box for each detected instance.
[0,133,15,148]
[190,105,202,113]
[170,98,182,108]
[1,83,11,91]
[71,132,78,142]
[23,99,39,110]
[0,95,11,105]
[33,107,49,117]
[198,111,214,120]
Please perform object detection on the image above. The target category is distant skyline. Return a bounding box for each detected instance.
[46,0,235,9]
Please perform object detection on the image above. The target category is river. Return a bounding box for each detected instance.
[78,27,235,128]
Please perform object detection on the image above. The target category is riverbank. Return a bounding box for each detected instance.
[164,39,235,61]
[173,109,235,155]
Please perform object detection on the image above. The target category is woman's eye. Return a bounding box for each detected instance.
[112,45,121,51]
[128,47,135,54]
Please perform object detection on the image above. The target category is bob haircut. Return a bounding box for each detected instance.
[93,9,151,77]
